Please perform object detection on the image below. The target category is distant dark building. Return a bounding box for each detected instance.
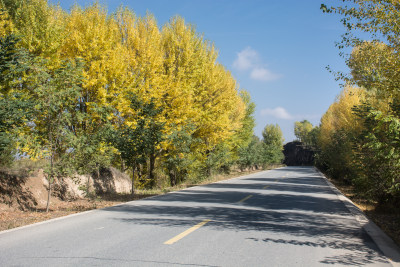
[283,141,314,166]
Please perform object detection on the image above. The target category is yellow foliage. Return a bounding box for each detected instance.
[319,86,366,149]
[349,41,400,101]
[161,16,245,153]
[0,8,13,37]
[4,1,247,169]
[5,0,66,62]
[62,3,128,110]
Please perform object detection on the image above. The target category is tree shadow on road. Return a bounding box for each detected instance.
[246,236,386,266]
[101,167,390,266]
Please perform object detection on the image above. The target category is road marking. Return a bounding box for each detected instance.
[238,194,253,203]
[164,220,211,245]
[95,227,104,230]
[263,185,269,189]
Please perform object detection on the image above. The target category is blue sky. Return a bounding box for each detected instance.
[50,0,348,142]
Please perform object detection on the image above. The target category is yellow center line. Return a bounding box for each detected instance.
[263,185,269,189]
[238,194,253,203]
[164,220,211,245]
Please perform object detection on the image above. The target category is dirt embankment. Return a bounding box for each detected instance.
[0,167,132,211]
[0,167,134,230]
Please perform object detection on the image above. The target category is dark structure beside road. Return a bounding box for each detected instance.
[283,141,314,166]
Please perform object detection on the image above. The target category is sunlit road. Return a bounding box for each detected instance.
[0,167,393,266]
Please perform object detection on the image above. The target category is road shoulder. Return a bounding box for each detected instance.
[315,167,400,267]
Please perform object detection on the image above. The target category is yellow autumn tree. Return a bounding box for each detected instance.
[318,86,366,180]
[320,87,365,147]
[161,16,199,132]
[56,3,127,176]
[160,16,245,179]
[62,3,127,109]
[2,1,250,187]
[192,51,245,150]
[191,58,245,174]
[1,0,66,63]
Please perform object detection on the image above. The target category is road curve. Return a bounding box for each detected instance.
[0,166,396,266]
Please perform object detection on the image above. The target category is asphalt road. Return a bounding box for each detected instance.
[0,166,396,266]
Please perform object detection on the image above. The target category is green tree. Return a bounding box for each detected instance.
[234,91,256,162]
[70,119,115,197]
[163,124,197,186]
[113,125,146,195]
[262,124,284,147]
[0,34,33,166]
[113,95,164,190]
[237,135,264,170]
[294,120,313,145]
[261,124,284,165]
[352,104,400,202]
[29,58,85,212]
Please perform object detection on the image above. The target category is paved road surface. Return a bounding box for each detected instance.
[0,166,396,266]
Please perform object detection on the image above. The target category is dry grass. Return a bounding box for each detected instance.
[0,200,114,231]
[0,193,158,231]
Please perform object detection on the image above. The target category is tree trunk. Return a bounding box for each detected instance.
[149,153,156,187]
[96,166,100,180]
[169,168,176,187]
[46,146,55,213]
[131,166,135,196]
[206,165,211,177]
[137,164,142,182]
[86,175,90,197]
[140,161,149,179]
[120,155,126,172]
[46,176,52,213]
[205,148,211,177]
[46,133,54,213]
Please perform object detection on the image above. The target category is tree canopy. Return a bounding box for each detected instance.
[319,0,400,204]
[0,1,284,207]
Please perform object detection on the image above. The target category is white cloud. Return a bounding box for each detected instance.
[233,47,258,71]
[250,67,281,81]
[260,107,321,121]
[233,47,281,82]
[261,107,293,120]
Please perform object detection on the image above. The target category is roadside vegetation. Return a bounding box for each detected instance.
[292,0,400,215]
[289,0,400,246]
[318,0,400,212]
[0,0,285,212]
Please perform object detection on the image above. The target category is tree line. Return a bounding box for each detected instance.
[0,0,284,210]
[294,0,400,207]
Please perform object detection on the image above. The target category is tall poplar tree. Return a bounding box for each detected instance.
[262,124,284,165]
